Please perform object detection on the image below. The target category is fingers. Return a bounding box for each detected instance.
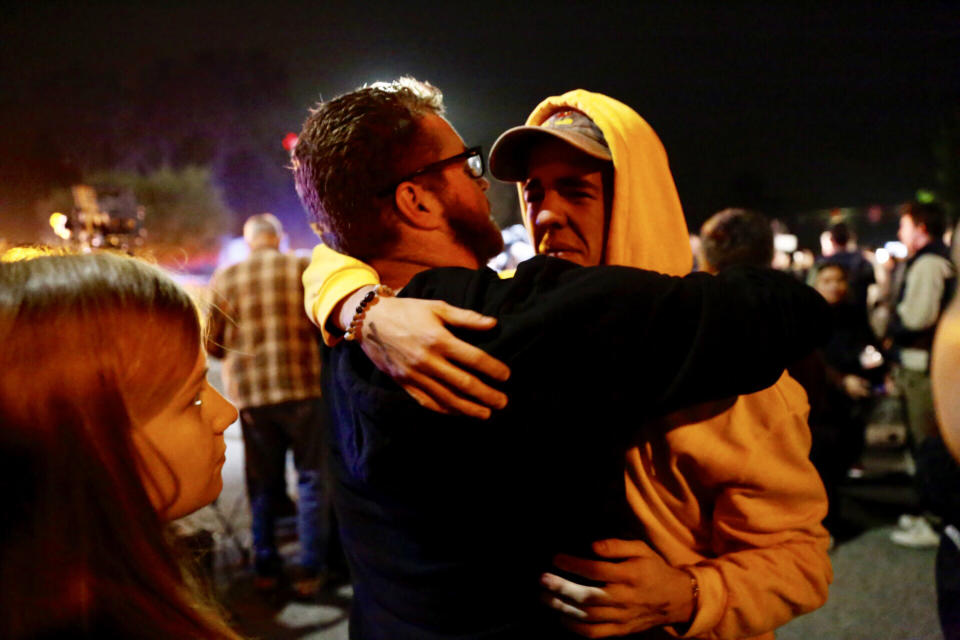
[540,572,612,606]
[442,338,511,383]
[427,355,508,410]
[591,538,656,559]
[383,351,506,417]
[551,554,629,583]
[540,595,631,623]
[358,297,510,417]
[433,303,510,382]
[406,322,508,408]
[404,369,492,420]
[433,302,498,331]
[400,383,451,415]
[540,591,591,619]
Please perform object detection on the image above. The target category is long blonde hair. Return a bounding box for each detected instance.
[0,253,240,639]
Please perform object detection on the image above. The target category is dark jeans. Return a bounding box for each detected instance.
[240,397,330,573]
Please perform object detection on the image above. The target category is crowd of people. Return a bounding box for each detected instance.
[1,77,958,639]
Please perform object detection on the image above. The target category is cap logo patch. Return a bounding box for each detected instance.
[546,111,577,127]
[488,107,612,181]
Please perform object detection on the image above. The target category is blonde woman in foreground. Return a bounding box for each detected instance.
[0,252,241,639]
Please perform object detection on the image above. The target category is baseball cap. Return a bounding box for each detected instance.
[489,109,611,182]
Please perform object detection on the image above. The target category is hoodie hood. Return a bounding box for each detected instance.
[518,89,692,276]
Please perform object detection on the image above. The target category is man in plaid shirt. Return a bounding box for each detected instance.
[205,213,329,596]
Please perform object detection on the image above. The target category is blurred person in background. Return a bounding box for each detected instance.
[301,86,831,639]
[816,221,875,314]
[699,208,868,539]
[886,202,956,548]
[799,262,887,533]
[790,248,817,281]
[698,208,774,272]
[0,252,240,640]
[864,245,898,340]
[205,213,333,598]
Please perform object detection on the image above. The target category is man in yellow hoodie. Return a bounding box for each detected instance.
[489,101,832,637]
[296,80,831,639]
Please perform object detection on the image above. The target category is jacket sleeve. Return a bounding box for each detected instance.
[404,259,830,419]
[896,255,952,331]
[302,244,380,346]
[669,390,832,639]
[528,263,832,417]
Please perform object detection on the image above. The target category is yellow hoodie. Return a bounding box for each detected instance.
[525,90,830,640]
[519,90,691,277]
[302,243,379,345]
[300,90,830,639]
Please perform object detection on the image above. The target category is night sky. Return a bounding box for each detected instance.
[1,1,957,248]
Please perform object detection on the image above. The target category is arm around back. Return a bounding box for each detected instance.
[487,259,830,418]
[303,243,509,417]
[302,243,380,345]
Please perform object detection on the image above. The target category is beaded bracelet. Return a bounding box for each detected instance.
[344,284,396,342]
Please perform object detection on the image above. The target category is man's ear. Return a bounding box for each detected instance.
[393,181,444,230]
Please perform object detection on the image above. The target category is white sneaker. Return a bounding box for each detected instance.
[847,465,866,479]
[897,514,924,531]
[891,517,940,548]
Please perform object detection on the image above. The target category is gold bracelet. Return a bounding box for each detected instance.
[344,284,395,342]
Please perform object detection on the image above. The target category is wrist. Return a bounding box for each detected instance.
[673,566,698,625]
[335,285,378,333]
[344,284,396,342]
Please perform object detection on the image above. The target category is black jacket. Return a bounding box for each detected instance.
[322,256,829,640]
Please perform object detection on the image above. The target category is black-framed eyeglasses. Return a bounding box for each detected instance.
[377,146,484,197]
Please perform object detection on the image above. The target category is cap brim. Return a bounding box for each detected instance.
[489,125,612,182]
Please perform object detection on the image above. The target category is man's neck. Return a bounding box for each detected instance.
[371,250,482,291]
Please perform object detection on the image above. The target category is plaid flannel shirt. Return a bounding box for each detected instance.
[205,247,323,409]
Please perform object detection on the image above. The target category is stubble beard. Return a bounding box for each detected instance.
[445,200,505,266]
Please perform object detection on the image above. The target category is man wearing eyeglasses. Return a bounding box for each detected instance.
[292,78,830,639]
[299,81,502,293]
